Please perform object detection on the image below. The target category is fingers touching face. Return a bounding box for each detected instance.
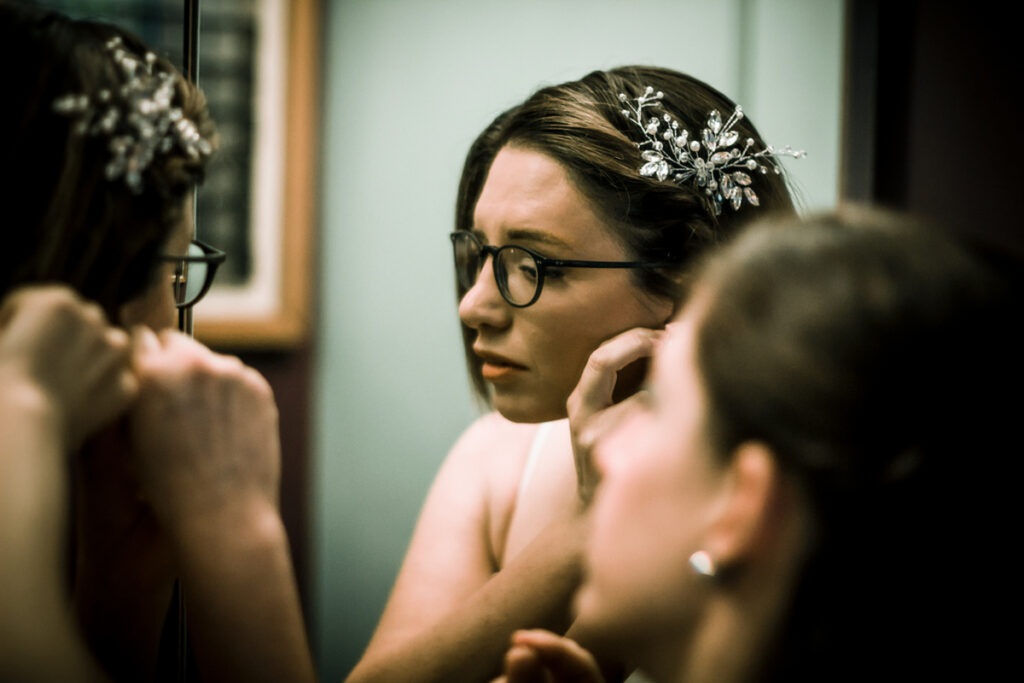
[576,307,725,646]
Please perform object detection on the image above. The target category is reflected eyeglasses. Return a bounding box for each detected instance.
[450,231,673,308]
[159,239,227,309]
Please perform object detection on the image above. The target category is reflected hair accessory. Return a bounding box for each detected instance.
[619,86,805,215]
[53,36,213,194]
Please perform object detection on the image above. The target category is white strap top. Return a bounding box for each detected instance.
[513,420,555,511]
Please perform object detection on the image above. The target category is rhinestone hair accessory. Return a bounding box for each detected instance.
[619,86,805,215]
[52,36,213,194]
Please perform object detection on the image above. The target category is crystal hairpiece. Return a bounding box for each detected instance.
[52,36,213,194]
[619,86,805,215]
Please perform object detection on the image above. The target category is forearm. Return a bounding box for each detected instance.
[171,501,315,683]
[0,386,108,682]
[0,385,65,573]
[1,614,109,683]
[347,515,586,683]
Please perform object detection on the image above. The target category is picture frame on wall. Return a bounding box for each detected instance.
[194,0,317,348]
[43,0,317,348]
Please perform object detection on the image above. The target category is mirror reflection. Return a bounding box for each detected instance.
[317,1,841,679]
[2,2,853,682]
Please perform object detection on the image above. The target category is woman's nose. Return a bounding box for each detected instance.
[458,255,511,330]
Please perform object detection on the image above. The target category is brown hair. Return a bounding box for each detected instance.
[454,65,796,401]
[692,207,1016,680]
[0,2,216,318]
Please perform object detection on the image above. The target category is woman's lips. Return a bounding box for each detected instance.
[475,350,527,382]
[481,362,524,381]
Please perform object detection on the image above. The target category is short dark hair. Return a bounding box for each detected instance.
[454,66,797,403]
[693,207,1017,680]
[0,1,216,317]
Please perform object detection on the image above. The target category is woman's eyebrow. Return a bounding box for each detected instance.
[504,228,573,250]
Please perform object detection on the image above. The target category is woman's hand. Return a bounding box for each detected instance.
[0,285,136,449]
[566,327,663,505]
[128,327,281,531]
[126,328,314,682]
[494,629,606,683]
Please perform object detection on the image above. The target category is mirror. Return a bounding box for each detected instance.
[312,0,844,679]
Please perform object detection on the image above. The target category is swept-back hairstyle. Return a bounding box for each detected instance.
[693,208,1017,681]
[454,66,796,402]
[0,1,216,317]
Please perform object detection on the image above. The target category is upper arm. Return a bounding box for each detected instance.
[364,413,527,650]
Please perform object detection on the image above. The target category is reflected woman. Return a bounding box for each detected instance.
[0,3,314,680]
[349,66,803,682]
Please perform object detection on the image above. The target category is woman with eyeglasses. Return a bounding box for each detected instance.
[494,209,1016,683]
[0,3,313,681]
[349,67,801,682]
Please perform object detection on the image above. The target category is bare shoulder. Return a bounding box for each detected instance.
[362,413,540,653]
[430,411,536,509]
[448,411,538,461]
[445,412,541,564]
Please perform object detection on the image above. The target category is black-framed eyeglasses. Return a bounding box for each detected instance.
[450,231,673,308]
[159,239,227,309]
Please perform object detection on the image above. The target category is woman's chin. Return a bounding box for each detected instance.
[570,582,628,657]
[492,394,567,424]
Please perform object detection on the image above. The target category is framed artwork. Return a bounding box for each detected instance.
[42,0,317,348]
[193,0,317,347]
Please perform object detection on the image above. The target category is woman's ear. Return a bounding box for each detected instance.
[667,276,700,324]
[647,292,676,329]
[704,441,783,570]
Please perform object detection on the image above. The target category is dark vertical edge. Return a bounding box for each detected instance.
[179,0,199,336]
[840,0,917,208]
[838,0,878,202]
[179,3,201,679]
[183,0,199,84]
[868,0,915,208]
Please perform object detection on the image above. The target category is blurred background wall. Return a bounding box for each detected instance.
[311,0,843,678]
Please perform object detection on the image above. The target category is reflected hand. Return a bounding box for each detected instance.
[0,285,136,450]
[128,328,281,533]
[129,329,315,683]
[567,327,663,505]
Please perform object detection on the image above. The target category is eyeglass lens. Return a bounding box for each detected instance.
[171,242,210,307]
[453,233,541,306]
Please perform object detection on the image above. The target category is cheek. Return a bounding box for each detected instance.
[580,452,697,635]
[584,417,710,610]
[589,424,675,570]
[524,306,610,379]
[119,265,177,330]
[530,281,667,378]
[509,315,600,419]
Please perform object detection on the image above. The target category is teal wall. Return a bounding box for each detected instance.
[312,1,843,678]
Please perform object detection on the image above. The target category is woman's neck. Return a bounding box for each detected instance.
[627,605,748,683]
[639,572,797,683]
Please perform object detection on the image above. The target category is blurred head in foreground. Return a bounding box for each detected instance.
[577,207,1016,683]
